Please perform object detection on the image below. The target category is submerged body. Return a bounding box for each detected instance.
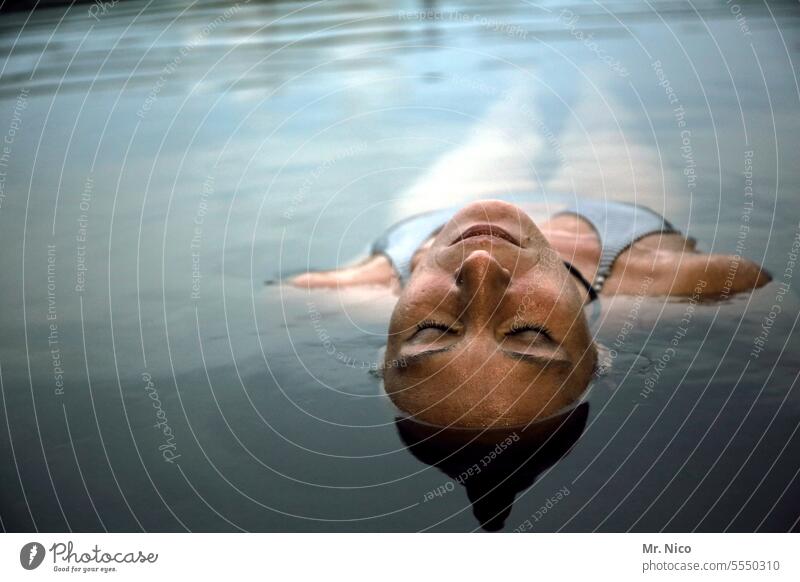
[294,199,767,298]
[293,198,770,428]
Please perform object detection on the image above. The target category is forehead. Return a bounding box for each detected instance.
[384,349,581,425]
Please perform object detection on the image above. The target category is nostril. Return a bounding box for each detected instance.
[456,250,512,288]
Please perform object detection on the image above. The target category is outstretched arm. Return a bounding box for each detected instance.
[667,252,772,297]
[605,248,771,298]
[290,254,398,288]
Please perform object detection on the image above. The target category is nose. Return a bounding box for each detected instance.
[457,250,511,314]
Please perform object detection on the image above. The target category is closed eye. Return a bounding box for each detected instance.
[412,319,459,342]
[507,322,554,342]
[416,319,452,332]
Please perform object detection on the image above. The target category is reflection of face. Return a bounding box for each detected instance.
[384,200,596,428]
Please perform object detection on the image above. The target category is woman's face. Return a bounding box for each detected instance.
[384,200,596,428]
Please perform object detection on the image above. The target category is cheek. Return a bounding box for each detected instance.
[402,273,455,306]
[508,277,563,319]
[387,304,412,337]
[388,282,447,335]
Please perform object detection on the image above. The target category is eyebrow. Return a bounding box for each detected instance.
[400,345,456,366]
[502,350,572,369]
[399,346,571,369]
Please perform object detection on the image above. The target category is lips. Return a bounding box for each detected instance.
[451,224,521,247]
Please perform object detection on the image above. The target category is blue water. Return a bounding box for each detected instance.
[0,0,799,532]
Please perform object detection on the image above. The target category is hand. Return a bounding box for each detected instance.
[290,255,397,288]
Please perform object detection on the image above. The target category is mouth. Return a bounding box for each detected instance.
[451,224,521,247]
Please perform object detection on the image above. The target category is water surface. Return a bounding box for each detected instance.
[1,0,799,532]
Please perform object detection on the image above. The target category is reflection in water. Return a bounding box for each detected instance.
[396,403,588,531]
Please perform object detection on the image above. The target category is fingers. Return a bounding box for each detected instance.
[290,272,329,288]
